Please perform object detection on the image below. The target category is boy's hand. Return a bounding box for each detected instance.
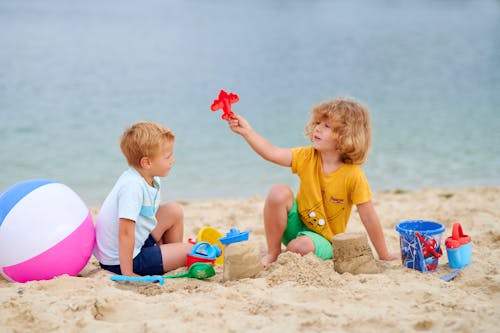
[379,252,400,261]
[227,114,252,136]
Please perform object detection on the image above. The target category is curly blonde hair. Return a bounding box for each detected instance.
[305,97,372,164]
[120,121,175,168]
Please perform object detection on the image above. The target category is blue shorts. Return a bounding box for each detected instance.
[100,235,164,275]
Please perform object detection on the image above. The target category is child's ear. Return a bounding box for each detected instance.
[139,156,151,169]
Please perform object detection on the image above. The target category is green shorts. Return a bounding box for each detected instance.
[282,199,333,260]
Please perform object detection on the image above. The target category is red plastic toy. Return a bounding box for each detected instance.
[445,223,471,249]
[415,232,442,271]
[210,89,239,120]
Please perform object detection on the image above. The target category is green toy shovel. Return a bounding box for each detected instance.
[163,263,215,280]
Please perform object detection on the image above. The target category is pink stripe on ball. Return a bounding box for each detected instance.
[2,212,95,283]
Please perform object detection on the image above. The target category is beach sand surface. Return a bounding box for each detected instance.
[1,187,499,332]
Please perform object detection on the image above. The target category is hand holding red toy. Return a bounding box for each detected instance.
[210,89,239,120]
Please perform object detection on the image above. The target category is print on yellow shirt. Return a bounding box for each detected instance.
[291,147,372,242]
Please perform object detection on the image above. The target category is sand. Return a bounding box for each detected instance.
[332,232,379,274]
[223,240,263,281]
[1,187,499,332]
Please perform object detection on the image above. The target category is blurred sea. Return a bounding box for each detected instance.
[1,0,499,206]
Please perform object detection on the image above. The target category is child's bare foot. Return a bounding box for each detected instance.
[262,253,279,269]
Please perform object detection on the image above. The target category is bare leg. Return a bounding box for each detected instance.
[153,202,193,272]
[286,236,315,256]
[262,184,294,268]
[159,243,193,272]
[152,202,184,244]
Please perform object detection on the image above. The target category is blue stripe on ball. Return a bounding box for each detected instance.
[0,179,56,226]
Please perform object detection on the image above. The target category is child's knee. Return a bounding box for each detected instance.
[286,236,315,256]
[157,202,184,221]
[266,185,293,206]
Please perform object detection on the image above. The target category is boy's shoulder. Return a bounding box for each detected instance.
[291,146,315,171]
[342,163,363,171]
[291,146,316,158]
[115,168,160,191]
[113,168,144,191]
[340,163,365,176]
[117,168,142,182]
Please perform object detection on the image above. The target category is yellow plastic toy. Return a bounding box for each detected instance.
[197,227,224,265]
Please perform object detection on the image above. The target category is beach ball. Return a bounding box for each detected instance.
[0,179,95,283]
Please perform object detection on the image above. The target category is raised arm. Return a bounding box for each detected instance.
[227,114,292,167]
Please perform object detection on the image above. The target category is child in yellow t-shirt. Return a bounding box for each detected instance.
[226,97,398,267]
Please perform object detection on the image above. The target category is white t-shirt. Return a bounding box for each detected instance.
[93,168,161,265]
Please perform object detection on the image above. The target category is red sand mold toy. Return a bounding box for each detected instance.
[415,232,442,271]
[186,241,222,268]
[210,89,239,120]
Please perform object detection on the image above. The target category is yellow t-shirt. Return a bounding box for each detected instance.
[291,146,372,242]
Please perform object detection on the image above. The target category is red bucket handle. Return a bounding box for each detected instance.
[452,223,471,242]
[449,223,471,245]
[452,223,464,240]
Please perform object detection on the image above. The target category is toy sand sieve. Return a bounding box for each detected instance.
[395,220,445,272]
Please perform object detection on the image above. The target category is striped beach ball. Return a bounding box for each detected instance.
[0,179,95,283]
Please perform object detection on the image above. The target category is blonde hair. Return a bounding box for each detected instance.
[305,97,372,164]
[120,121,175,168]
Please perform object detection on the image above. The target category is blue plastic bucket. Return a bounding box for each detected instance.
[446,243,472,269]
[395,220,445,272]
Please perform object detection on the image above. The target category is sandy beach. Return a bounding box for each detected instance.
[1,187,498,333]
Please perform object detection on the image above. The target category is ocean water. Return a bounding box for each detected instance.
[1,0,499,206]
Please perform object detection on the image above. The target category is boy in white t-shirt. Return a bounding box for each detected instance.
[94,121,192,276]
